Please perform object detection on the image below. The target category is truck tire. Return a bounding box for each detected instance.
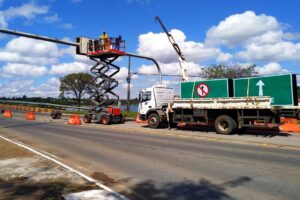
[297,111,300,120]
[148,113,161,129]
[84,115,91,123]
[215,115,237,135]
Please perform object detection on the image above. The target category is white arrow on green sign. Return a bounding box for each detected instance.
[256,80,265,96]
[234,74,295,106]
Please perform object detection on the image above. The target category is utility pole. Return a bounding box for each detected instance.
[126,56,131,112]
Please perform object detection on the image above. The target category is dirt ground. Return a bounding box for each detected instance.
[0,139,98,200]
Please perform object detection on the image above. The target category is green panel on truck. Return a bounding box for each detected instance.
[181,79,231,99]
[234,74,297,106]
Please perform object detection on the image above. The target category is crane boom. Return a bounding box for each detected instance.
[155,16,188,81]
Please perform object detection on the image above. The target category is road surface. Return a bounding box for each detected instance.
[0,116,299,200]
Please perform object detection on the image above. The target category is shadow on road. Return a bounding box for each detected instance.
[142,124,292,138]
[0,177,96,199]
[115,176,251,200]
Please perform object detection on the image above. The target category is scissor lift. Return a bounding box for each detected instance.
[83,38,126,124]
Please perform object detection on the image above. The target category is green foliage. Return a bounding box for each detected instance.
[203,64,258,79]
[59,73,95,107]
[123,111,138,118]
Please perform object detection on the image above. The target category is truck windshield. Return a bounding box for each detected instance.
[139,92,151,102]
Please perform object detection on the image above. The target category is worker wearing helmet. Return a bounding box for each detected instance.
[99,32,108,50]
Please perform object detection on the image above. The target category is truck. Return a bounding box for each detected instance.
[137,17,300,135]
[138,83,300,134]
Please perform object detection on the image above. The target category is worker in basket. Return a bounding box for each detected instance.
[99,32,108,50]
[114,35,122,50]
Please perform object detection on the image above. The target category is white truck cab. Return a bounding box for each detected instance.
[138,85,174,120]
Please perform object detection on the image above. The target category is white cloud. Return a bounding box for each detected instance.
[44,14,59,23]
[256,62,289,75]
[206,11,281,46]
[62,23,75,29]
[49,61,90,75]
[0,13,7,28]
[114,67,128,80]
[0,37,62,65]
[216,52,232,62]
[0,77,61,98]
[127,0,150,5]
[0,51,57,65]
[3,2,48,20]
[203,10,300,63]
[27,80,60,97]
[0,80,34,97]
[1,63,47,77]
[0,37,78,66]
[6,37,60,57]
[46,77,60,86]
[138,62,204,76]
[237,41,300,62]
[137,29,229,63]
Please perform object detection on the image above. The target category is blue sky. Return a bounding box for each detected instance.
[0,0,300,98]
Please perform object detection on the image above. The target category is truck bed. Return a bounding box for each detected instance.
[170,96,299,110]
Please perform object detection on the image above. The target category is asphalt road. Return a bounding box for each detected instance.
[0,116,299,200]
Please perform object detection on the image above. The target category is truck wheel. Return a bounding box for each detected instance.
[148,113,161,129]
[215,115,237,135]
[297,111,300,120]
[84,115,91,123]
[102,115,111,125]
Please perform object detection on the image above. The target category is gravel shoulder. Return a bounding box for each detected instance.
[0,139,98,200]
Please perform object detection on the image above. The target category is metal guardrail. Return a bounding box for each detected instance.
[0,100,90,111]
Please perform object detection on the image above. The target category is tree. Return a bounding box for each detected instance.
[59,73,94,107]
[203,64,258,79]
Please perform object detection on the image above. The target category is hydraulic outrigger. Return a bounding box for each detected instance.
[0,28,162,124]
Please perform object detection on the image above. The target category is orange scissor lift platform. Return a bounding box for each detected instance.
[83,37,126,125]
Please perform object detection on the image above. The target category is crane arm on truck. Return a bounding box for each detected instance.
[155,16,189,82]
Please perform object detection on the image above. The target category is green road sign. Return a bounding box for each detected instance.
[234,74,297,105]
[181,79,231,99]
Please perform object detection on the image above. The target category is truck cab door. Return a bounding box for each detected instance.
[138,91,153,115]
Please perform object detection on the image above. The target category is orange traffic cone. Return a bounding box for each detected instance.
[3,110,12,118]
[279,117,300,133]
[280,117,298,124]
[26,111,35,120]
[68,114,81,125]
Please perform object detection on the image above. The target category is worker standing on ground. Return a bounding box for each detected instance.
[99,32,108,50]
